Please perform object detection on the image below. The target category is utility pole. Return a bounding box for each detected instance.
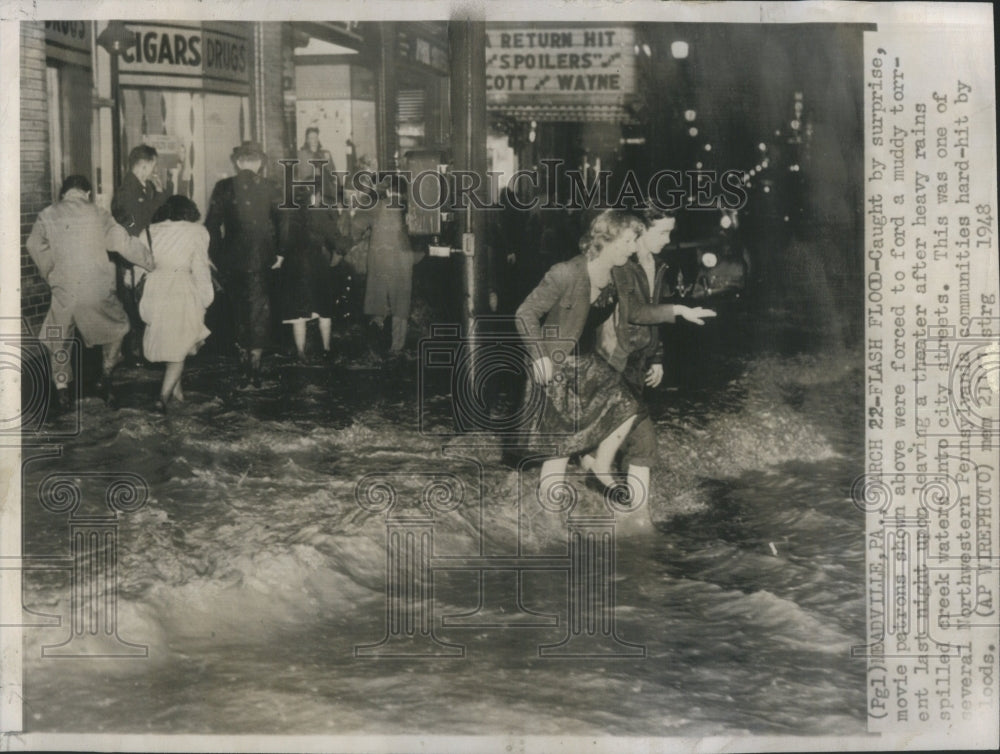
[448,18,488,346]
[374,22,398,172]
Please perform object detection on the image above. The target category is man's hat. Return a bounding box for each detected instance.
[232,141,266,161]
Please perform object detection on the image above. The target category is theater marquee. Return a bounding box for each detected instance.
[485,24,636,122]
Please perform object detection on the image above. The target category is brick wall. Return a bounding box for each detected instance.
[20,23,51,334]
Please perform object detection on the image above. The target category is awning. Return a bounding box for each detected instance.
[489,102,636,123]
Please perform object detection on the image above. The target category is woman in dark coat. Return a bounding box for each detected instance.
[297,127,337,201]
[278,187,350,360]
[515,209,646,502]
[205,142,281,386]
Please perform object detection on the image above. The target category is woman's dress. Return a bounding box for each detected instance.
[140,221,214,362]
[278,206,346,322]
[523,285,644,457]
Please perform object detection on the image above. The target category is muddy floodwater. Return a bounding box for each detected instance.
[20,294,866,737]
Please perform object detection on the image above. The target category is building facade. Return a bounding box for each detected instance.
[19,20,452,332]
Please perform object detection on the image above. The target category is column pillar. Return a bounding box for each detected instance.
[449,19,489,332]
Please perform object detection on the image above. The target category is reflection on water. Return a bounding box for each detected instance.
[20,306,866,737]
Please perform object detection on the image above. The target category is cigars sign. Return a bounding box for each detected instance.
[485,25,635,117]
[118,22,251,91]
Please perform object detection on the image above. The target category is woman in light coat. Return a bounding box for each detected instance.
[140,195,214,412]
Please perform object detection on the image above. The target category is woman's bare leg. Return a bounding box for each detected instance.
[614,463,655,535]
[625,464,650,510]
[160,361,184,403]
[318,317,332,352]
[538,457,570,503]
[581,415,637,486]
[291,320,307,359]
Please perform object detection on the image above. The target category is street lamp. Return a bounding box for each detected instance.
[96,21,136,186]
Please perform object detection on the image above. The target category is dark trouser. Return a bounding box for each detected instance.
[229,270,272,351]
[620,355,658,468]
[116,261,144,362]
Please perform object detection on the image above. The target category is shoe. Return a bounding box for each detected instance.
[351,351,382,369]
[154,398,168,415]
[236,357,251,388]
[251,366,262,389]
[579,455,616,488]
[94,374,115,405]
[54,389,72,415]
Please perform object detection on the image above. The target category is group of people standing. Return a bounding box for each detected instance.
[205,138,421,383]
[27,133,717,525]
[27,131,421,414]
[27,143,218,414]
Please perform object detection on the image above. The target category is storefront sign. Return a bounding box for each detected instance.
[45,21,90,51]
[119,22,251,93]
[397,29,448,74]
[485,26,635,99]
[44,21,92,67]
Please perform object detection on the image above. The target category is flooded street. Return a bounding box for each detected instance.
[20,288,867,737]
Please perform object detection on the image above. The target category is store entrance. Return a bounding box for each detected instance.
[120,88,251,214]
[45,61,92,200]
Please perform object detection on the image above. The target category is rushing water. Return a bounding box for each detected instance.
[19,297,866,737]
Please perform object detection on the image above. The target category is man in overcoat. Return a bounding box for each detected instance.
[27,175,155,410]
[205,141,283,386]
[353,174,423,356]
[112,144,167,365]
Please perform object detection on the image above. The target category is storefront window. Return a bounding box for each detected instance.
[397,87,426,152]
[116,21,253,214]
[120,88,250,212]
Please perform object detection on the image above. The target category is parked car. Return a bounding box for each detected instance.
[660,208,750,302]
